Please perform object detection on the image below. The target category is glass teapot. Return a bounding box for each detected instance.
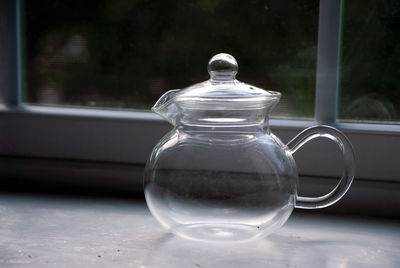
[144,53,355,242]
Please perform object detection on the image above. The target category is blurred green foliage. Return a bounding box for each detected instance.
[24,0,400,121]
[24,0,318,117]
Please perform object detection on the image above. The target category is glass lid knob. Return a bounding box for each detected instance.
[207,53,238,81]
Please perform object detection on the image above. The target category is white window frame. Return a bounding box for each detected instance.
[1,0,399,215]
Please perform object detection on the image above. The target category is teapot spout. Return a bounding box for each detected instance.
[152,89,180,126]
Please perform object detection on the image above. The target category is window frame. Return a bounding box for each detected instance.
[1,0,400,199]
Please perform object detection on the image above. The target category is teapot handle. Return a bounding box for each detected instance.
[286,125,355,209]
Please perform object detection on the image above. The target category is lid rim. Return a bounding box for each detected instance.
[175,95,281,110]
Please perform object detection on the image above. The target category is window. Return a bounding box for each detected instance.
[339,0,400,123]
[1,0,399,216]
[23,0,319,118]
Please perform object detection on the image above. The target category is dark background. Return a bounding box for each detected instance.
[23,0,400,121]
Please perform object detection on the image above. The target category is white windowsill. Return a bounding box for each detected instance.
[0,193,399,267]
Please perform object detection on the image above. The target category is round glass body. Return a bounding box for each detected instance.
[144,127,297,242]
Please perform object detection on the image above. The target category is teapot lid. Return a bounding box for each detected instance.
[172,53,281,109]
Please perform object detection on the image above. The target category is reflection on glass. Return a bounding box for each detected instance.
[24,0,318,117]
[339,0,400,122]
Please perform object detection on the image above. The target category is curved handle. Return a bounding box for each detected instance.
[287,125,355,209]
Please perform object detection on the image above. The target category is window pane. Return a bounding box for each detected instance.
[24,0,318,118]
[339,0,400,123]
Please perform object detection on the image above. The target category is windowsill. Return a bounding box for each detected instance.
[0,193,399,267]
[1,104,400,182]
[3,104,400,134]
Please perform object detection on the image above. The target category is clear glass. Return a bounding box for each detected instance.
[339,0,400,122]
[23,0,318,117]
[144,54,355,242]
